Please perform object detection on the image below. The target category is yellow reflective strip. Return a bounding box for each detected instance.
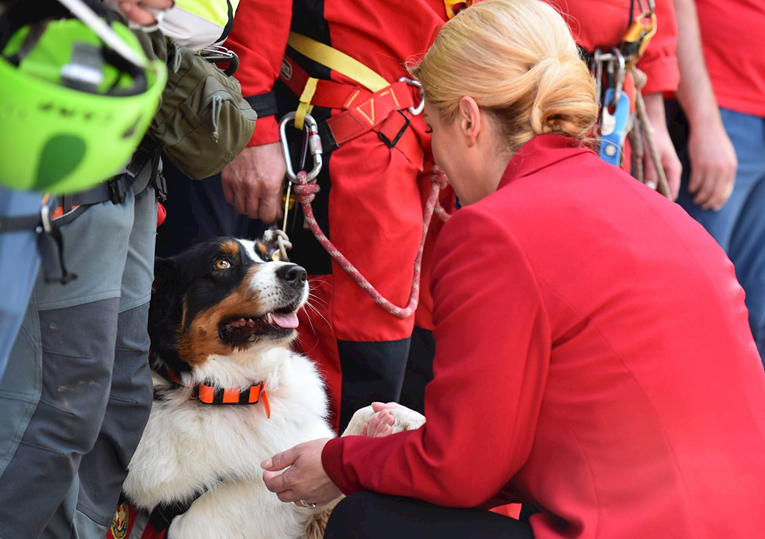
[287,32,389,93]
[174,0,231,28]
[295,77,318,130]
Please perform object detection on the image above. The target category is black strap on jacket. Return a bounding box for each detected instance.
[245,91,278,117]
[64,137,160,209]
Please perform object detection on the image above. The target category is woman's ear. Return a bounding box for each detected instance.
[149,256,183,358]
[457,96,482,147]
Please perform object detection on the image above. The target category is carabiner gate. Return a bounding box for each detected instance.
[398,77,425,116]
[279,112,324,182]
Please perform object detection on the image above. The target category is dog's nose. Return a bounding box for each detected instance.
[276,264,307,288]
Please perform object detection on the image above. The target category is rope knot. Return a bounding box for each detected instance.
[293,171,321,204]
[430,166,449,190]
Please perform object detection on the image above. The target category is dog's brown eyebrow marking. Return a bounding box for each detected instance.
[220,240,240,260]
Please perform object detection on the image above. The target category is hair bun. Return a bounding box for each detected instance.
[530,56,597,139]
[408,0,598,153]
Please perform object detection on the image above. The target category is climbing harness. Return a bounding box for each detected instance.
[280,34,425,169]
[276,112,451,319]
[274,32,455,317]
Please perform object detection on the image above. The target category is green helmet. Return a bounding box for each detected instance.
[0,12,167,193]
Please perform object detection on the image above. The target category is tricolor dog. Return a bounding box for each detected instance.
[120,235,424,539]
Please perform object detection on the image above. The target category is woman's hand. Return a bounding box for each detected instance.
[361,402,402,437]
[262,438,343,507]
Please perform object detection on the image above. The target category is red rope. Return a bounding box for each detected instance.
[292,166,452,318]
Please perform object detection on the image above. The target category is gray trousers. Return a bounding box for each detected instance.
[0,177,157,539]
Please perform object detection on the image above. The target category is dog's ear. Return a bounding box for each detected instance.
[257,227,291,262]
[149,257,180,351]
[255,231,274,262]
[152,257,175,295]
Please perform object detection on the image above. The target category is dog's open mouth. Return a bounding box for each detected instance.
[219,305,300,343]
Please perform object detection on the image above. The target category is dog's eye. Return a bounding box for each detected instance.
[215,259,232,270]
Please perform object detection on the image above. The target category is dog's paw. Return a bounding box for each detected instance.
[387,406,426,433]
[342,406,376,436]
[342,404,425,437]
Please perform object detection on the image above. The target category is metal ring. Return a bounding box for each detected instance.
[398,77,425,116]
[299,499,316,509]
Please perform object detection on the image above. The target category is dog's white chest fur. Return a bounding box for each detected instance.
[123,347,335,539]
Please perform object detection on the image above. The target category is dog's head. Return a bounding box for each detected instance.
[149,237,308,373]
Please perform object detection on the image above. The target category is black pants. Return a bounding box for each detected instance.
[398,326,436,415]
[324,493,535,539]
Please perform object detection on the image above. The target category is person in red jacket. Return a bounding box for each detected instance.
[258,1,765,537]
[222,0,452,432]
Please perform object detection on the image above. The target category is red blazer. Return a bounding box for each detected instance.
[322,135,765,538]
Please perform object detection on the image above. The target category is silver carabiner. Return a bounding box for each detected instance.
[398,77,425,116]
[279,112,324,182]
[610,48,626,107]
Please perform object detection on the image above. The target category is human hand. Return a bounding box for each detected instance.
[687,120,737,211]
[261,438,342,508]
[360,402,403,437]
[112,1,174,26]
[222,143,287,223]
[642,93,683,200]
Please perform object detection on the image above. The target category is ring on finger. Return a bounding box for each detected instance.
[299,499,316,509]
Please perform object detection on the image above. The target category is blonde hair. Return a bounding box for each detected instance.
[409,0,597,153]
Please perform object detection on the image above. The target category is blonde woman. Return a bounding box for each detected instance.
[258,1,765,537]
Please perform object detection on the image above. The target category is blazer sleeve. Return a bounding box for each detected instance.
[638,0,680,93]
[321,204,552,508]
[225,0,292,146]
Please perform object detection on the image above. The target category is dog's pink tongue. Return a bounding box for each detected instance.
[271,312,299,329]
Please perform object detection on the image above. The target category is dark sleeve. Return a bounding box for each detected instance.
[322,205,552,508]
